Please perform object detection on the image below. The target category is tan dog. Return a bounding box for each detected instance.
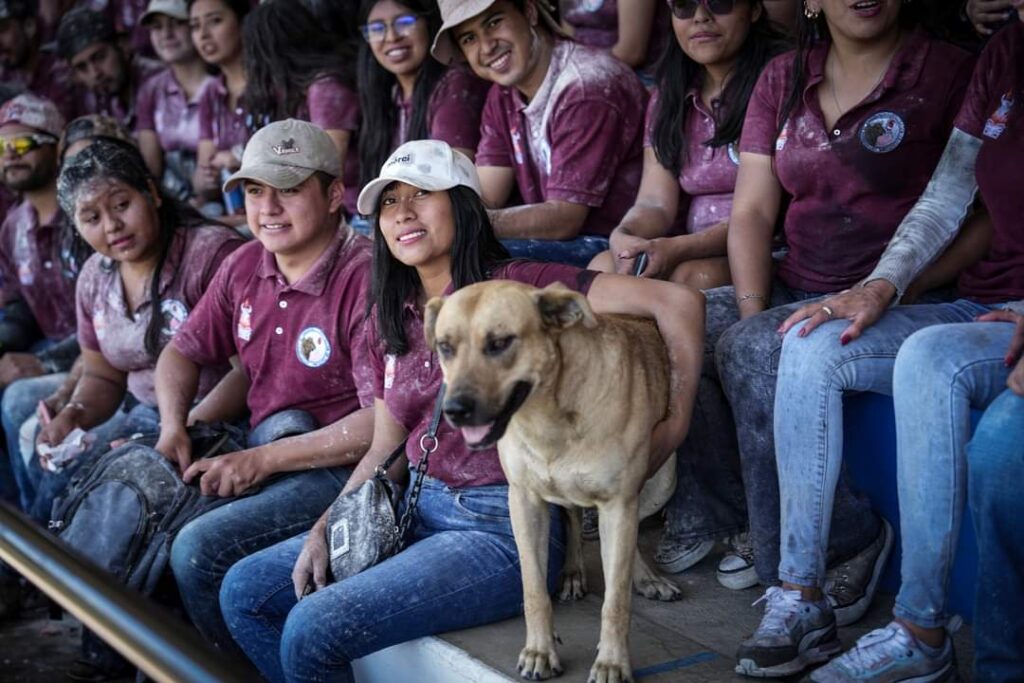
[425,281,681,683]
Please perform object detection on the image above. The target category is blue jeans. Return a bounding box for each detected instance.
[968,389,1024,683]
[170,410,346,655]
[220,476,566,683]
[501,235,609,268]
[775,301,1011,627]
[2,373,67,509]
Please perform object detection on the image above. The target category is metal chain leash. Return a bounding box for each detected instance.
[395,384,445,543]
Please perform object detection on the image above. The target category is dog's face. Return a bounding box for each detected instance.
[425,280,597,449]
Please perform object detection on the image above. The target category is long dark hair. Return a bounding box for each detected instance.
[370,185,509,354]
[651,1,788,175]
[776,2,927,138]
[243,0,356,125]
[57,140,210,359]
[356,0,445,190]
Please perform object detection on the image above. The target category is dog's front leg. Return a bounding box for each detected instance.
[509,483,562,680]
[592,499,638,683]
[558,507,587,601]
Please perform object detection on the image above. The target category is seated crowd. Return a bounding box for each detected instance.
[0,0,1020,681]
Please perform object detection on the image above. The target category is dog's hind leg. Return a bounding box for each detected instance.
[558,506,587,601]
[591,499,638,683]
[509,484,563,680]
[632,550,682,602]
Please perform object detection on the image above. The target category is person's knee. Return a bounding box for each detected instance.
[219,554,262,623]
[1,378,37,426]
[893,326,959,393]
[170,518,215,588]
[716,312,785,379]
[279,597,352,675]
[588,250,614,272]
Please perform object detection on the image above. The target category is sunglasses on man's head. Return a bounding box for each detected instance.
[667,0,737,19]
[360,14,421,44]
[0,133,58,157]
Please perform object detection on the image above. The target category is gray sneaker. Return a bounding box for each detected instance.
[718,532,758,590]
[825,518,894,626]
[736,586,842,678]
[654,537,714,574]
[807,621,957,682]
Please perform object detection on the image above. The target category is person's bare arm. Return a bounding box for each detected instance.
[182,407,376,497]
[187,359,249,425]
[137,130,164,180]
[193,139,220,200]
[324,129,352,177]
[154,344,201,471]
[488,200,591,240]
[586,274,704,474]
[612,0,657,67]
[727,152,782,318]
[37,349,126,447]
[966,0,1015,35]
[477,165,517,209]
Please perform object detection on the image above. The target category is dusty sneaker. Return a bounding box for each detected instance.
[718,532,758,590]
[654,537,713,574]
[807,621,957,682]
[825,518,894,626]
[736,586,842,678]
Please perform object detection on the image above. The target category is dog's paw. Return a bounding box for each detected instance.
[558,569,587,601]
[632,573,682,602]
[587,659,633,683]
[517,646,564,680]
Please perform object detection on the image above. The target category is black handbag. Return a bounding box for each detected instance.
[325,384,446,582]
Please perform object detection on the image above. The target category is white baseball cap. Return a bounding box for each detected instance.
[356,140,482,216]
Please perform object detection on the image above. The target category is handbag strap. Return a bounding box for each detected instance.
[391,383,447,542]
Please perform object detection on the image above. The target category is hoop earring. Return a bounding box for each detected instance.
[804,2,821,18]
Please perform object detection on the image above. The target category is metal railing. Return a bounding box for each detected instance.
[0,501,255,683]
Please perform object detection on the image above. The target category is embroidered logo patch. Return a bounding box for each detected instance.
[983,92,1014,140]
[296,326,331,367]
[237,300,253,342]
[17,261,33,286]
[160,299,189,337]
[859,112,905,153]
[272,138,300,155]
[727,142,741,166]
[775,122,790,152]
[384,354,396,389]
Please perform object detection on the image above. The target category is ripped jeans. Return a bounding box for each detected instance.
[220,475,566,683]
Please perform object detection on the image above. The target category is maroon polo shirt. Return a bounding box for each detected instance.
[476,40,647,238]
[368,260,598,489]
[0,52,78,120]
[77,225,243,406]
[740,30,975,293]
[954,22,1024,304]
[173,227,373,428]
[295,76,362,217]
[135,68,213,154]
[197,74,251,154]
[394,65,490,153]
[77,56,165,129]
[645,87,738,235]
[0,201,77,340]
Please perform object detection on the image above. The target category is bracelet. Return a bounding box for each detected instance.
[61,401,86,414]
[737,293,766,303]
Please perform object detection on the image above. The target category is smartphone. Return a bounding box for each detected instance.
[632,252,649,277]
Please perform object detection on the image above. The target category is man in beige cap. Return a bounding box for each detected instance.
[136,0,213,199]
[154,119,375,654]
[431,0,647,267]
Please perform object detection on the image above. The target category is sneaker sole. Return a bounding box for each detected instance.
[717,563,758,590]
[807,660,958,683]
[833,518,895,627]
[654,539,714,574]
[735,625,842,678]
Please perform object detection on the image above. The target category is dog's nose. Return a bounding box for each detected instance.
[443,394,476,424]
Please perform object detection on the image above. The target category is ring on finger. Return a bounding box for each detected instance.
[821,305,834,319]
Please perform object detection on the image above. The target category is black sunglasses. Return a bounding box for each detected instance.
[667,0,737,20]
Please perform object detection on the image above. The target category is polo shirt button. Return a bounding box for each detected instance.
[833,129,841,137]
[279,300,288,309]
[275,327,283,335]
[43,261,52,269]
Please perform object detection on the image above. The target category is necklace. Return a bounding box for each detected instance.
[828,35,902,123]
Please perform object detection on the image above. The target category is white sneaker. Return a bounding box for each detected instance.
[808,621,957,682]
[717,532,758,590]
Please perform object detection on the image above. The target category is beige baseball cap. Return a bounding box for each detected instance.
[141,0,189,24]
[356,139,481,216]
[431,0,568,66]
[223,119,342,193]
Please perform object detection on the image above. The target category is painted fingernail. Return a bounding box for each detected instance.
[798,328,807,338]
[841,335,851,346]
[1006,356,1014,367]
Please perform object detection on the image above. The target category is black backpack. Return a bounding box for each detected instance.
[49,422,245,595]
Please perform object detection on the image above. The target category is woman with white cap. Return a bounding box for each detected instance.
[219,139,705,683]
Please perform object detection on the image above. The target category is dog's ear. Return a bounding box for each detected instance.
[423,296,445,348]
[532,284,598,330]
